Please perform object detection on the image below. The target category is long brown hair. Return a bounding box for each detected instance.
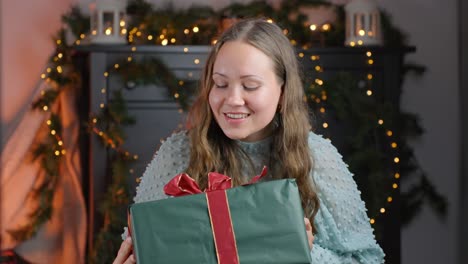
[186,18,319,229]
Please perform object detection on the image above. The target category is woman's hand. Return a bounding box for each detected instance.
[113,237,136,264]
[304,217,314,250]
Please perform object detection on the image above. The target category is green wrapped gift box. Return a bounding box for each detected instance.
[129,178,312,264]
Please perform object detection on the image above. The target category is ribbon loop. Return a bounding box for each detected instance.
[163,173,203,196]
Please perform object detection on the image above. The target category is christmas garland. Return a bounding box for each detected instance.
[11,0,446,262]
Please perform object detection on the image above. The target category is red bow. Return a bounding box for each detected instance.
[163,166,268,197]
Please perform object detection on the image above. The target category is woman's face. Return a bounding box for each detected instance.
[209,41,282,142]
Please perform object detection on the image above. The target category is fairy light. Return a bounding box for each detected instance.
[192,26,199,33]
[394,157,400,163]
[171,38,176,43]
[370,219,375,224]
[58,53,63,59]
[104,72,109,77]
[148,35,153,40]
[46,120,52,125]
[392,183,398,189]
[114,64,120,69]
[391,142,397,148]
[298,52,304,58]
[161,39,168,46]
[368,59,374,65]
[394,173,400,179]
[349,41,356,47]
[309,24,317,31]
[357,40,363,46]
[359,30,366,36]
[194,59,200,64]
[41,74,46,79]
[183,47,189,52]
[58,141,63,146]
[322,24,330,31]
[267,19,273,23]
[380,208,386,214]
[387,197,393,202]
[378,119,384,125]
[101,88,106,94]
[51,130,56,135]
[184,29,190,34]
[43,105,49,111]
[367,73,373,80]
[322,122,329,128]
[366,90,373,96]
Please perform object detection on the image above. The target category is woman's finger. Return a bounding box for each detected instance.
[123,254,136,264]
[113,237,133,264]
[304,218,314,250]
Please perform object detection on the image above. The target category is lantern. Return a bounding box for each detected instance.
[345,0,382,46]
[90,0,127,44]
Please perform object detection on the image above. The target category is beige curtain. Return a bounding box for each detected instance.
[1,83,86,263]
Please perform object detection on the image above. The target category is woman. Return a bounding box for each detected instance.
[114,18,385,264]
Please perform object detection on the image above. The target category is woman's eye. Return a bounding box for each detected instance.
[214,83,228,88]
[243,84,259,90]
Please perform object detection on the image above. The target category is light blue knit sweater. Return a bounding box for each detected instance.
[124,131,385,263]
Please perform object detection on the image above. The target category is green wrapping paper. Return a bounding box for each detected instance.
[129,179,312,264]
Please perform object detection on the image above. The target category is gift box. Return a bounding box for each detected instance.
[128,170,312,264]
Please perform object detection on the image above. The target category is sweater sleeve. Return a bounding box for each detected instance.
[132,131,190,203]
[308,132,385,264]
[122,131,190,239]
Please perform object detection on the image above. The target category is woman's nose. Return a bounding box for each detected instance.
[225,86,245,106]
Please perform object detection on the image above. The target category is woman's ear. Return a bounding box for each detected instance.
[278,93,283,113]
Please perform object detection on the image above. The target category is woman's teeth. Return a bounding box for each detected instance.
[226,113,249,119]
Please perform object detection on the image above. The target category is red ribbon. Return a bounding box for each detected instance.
[163,167,268,264]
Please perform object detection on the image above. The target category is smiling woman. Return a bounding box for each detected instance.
[114,18,385,264]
